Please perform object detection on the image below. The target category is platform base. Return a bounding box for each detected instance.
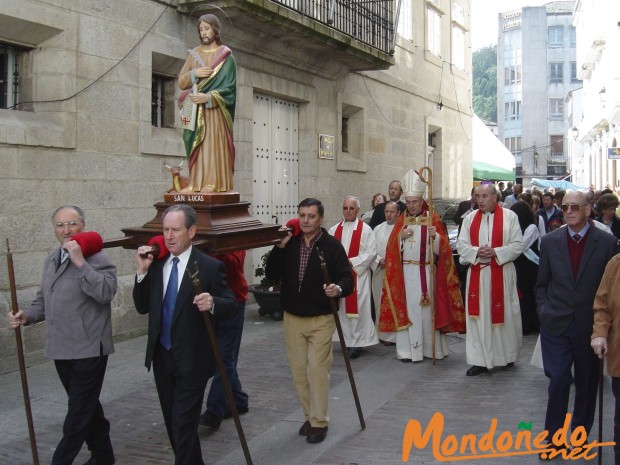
[104,192,285,253]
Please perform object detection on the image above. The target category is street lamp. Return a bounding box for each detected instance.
[534,151,539,175]
[571,127,579,141]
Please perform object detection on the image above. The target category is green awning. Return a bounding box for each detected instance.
[473,161,515,181]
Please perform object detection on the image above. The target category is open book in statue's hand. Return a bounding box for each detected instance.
[180,84,198,131]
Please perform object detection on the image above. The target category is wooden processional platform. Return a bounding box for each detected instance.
[103,192,285,254]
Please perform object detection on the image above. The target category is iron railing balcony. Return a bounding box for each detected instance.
[547,152,567,165]
[275,0,394,54]
[177,0,395,72]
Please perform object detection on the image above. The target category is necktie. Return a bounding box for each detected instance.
[160,257,179,350]
[573,233,581,242]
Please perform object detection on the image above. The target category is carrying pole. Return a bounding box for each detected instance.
[316,247,365,430]
[6,239,40,465]
[186,263,253,465]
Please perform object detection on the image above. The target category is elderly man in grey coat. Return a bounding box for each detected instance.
[8,205,117,465]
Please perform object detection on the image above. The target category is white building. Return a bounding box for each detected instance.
[572,0,620,190]
[497,1,581,186]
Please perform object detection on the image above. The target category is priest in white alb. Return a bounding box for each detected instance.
[457,183,524,376]
[329,196,378,358]
[371,201,400,345]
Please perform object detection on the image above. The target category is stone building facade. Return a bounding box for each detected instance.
[497,1,580,186]
[571,0,620,189]
[0,0,472,373]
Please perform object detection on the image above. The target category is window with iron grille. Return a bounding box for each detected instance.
[341,116,349,153]
[151,74,176,128]
[0,42,21,110]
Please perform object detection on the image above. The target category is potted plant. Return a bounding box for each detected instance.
[248,252,283,321]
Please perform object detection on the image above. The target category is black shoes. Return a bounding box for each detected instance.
[299,420,311,436]
[83,457,115,465]
[466,365,489,376]
[348,347,362,359]
[222,406,249,419]
[299,421,328,443]
[199,411,222,429]
[465,363,515,376]
[400,358,412,363]
[306,426,328,443]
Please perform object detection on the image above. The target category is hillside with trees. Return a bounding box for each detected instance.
[473,45,497,123]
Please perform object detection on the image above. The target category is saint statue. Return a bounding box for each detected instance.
[177,14,236,193]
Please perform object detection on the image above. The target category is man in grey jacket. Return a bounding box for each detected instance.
[8,205,117,465]
[536,191,617,453]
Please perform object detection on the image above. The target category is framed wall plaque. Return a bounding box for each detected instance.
[318,134,335,159]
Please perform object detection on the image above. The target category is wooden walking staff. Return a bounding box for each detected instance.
[186,262,253,465]
[316,247,366,430]
[418,166,437,365]
[5,239,40,465]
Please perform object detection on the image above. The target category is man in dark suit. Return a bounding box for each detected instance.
[133,204,237,465]
[536,190,617,454]
[369,180,406,229]
[9,205,117,465]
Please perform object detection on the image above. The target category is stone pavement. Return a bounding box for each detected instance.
[0,305,615,465]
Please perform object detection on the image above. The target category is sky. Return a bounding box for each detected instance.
[471,0,551,51]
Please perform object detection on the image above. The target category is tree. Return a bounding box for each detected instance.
[472,45,497,123]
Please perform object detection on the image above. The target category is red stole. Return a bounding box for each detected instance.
[468,205,505,325]
[334,219,363,316]
[418,220,431,306]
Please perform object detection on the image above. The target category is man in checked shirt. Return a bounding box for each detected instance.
[266,198,353,444]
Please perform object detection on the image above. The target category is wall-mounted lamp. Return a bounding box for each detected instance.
[599,87,607,103]
[534,151,539,174]
[572,127,579,140]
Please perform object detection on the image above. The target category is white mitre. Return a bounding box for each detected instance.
[401,169,426,198]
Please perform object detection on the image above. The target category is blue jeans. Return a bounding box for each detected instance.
[205,300,248,418]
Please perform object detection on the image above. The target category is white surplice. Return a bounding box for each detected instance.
[398,218,448,361]
[329,219,379,347]
[457,208,524,369]
[371,221,396,343]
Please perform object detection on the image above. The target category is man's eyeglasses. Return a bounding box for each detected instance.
[560,204,585,213]
[55,221,83,229]
[342,207,357,211]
